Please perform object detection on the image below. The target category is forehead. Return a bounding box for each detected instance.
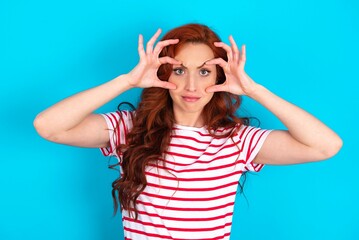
[175,43,215,66]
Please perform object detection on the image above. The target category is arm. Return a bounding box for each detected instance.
[34,75,132,148]
[34,29,180,148]
[247,84,342,164]
[206,36,342,165]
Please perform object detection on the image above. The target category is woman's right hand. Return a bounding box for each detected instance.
[127,29,180,89]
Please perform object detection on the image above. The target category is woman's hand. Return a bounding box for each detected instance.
[205,37,342,165]
[206,36,259,96]
[127,29,180,89]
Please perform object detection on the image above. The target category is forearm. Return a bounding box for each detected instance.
[248,84,342,157]
[34,74,132,135]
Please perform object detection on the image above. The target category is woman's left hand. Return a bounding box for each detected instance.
[206,36,259,96]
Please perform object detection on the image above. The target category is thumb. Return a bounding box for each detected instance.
[206,84,227,93]
[154,80,177,90]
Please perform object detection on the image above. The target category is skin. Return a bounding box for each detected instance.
[33,28,343,165]
[168,43,217,127]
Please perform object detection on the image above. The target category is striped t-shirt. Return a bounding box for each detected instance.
[100,111,271,240]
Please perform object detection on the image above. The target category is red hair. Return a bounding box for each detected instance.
[111,23,246,218]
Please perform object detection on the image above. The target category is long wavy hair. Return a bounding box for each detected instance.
[111,23,248,219]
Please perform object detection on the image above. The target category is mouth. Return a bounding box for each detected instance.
[182,96,201,102]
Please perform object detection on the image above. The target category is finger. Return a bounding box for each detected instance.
[146,28,162,54]
[205,58,228,69]
[239,44,246,69]
[153,39,179,56]
[214,42,233,61]
[138,34,145,58]
[158,56,181,65]
[206,83,228,93]
[153,80,177,90]
[229,35,240,64]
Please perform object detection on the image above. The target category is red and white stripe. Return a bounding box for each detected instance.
[101,111,271,239]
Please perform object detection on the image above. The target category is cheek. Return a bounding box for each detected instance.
[168,74,180,84]
[205,71,217,84]
[206,92,214,99]
[203,92,215,105]
[168,75,174,83]
[201,77,216,88]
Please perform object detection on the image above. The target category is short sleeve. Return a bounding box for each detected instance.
[236,125,272,172]
[99,110,134,158]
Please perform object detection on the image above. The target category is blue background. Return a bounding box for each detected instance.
[1,0,358,239]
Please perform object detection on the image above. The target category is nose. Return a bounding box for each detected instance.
[185,73,197,92]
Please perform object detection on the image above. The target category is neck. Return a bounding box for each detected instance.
[174,112,205,128]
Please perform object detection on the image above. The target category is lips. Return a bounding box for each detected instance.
[182,96,200,102]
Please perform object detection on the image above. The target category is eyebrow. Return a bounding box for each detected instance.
[180,59,212,69]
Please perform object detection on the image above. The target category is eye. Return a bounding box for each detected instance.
[173,68,185,75]
[199,69,211,76]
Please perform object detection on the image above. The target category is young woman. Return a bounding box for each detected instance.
[34,23,342,239]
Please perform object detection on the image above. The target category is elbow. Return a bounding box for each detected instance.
[319,136,343,161]
[33,114,55,141]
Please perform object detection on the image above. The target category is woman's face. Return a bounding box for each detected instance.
[168,43,217,125]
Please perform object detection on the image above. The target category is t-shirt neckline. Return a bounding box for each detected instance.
[173,123,207,132]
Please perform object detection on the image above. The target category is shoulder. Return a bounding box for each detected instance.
[101,110,135,130]
[102,110,135,121]
[232,123,272,143]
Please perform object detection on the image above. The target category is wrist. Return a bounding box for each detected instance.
[246,83,266,99]
[111,74,134,93]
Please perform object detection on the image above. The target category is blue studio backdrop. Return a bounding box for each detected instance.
[1,0,358,239]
